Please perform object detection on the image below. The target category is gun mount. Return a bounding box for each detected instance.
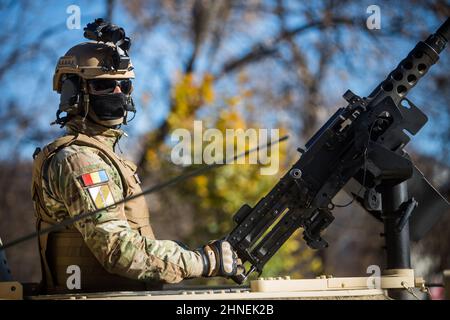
[227,18,450,292]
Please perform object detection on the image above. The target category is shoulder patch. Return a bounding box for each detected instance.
[80,170,109,187]
[87,184,115,209]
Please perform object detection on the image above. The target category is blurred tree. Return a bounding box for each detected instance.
[0,0,448,285]
[0,1,67,282]
[123,0,450,283]
[0,161,40,282]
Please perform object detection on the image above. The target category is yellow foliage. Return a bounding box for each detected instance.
[201,74,215,104]
[224,96,240,107]
[145,70,323,284]
[193,175,209,198]
[145,141,161,170]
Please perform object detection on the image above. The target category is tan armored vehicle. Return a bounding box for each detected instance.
[0,243,441,301]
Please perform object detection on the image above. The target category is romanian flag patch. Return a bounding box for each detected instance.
[87,184,115,209]
[81,170,109,186]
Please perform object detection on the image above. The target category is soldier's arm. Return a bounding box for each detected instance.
[48,146,204,283]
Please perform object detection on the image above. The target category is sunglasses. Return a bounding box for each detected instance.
[88,79,133,94]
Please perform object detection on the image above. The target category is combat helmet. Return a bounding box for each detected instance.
[53,19,135,127]
[53,41,135,93]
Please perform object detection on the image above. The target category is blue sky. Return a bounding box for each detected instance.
[0,1,448,162]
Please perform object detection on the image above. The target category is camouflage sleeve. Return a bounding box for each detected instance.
[47,145,204,283]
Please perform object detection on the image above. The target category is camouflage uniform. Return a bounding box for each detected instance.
[32,21,241,292]
[33,116,204,292]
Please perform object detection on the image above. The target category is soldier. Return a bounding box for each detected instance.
[31,21,242,293]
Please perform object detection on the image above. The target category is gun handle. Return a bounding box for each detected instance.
[230,273,246,285]
[230,265,257,285]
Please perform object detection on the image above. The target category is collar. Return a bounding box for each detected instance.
[65,116,124,150]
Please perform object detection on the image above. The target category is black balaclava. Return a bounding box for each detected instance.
[89,92,133,120]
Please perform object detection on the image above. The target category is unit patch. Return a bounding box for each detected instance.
[87,184,115,209]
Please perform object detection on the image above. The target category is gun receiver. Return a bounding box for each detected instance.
[227,18,450,284]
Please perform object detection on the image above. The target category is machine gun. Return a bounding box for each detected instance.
[227,18,450,285]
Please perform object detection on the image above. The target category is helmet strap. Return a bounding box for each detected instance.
[51,109,70,128]
[123,96,136,124]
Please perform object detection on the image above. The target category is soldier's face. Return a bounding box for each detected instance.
[112,85,122,94]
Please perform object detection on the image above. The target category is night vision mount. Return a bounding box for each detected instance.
[83,18,131,70]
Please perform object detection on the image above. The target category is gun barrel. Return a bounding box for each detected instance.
[436,17,450,42]
[368,18,449,106]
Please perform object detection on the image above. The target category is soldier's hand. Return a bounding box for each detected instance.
[198,240,244,278]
